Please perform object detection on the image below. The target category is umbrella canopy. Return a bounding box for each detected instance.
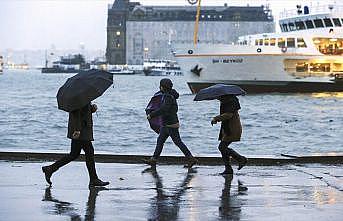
[194,84,246,101]
[145,91,163,134]
[57,69,113,112]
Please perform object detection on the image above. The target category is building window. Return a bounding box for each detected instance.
[282,24,288,32]
[305,20,314,29]
[258,39,263,46]
[270,38,276,46]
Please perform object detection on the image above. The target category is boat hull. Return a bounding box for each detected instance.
[187,80,343,94]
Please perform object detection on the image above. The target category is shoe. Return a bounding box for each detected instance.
[143,157,157,167]
[237,157,247,170]
[185,157,198,168]
[220,166,233,175]
[89,179,110,188]
[42,166,53,185]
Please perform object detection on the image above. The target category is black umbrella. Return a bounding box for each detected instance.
[194,84,246,101]
[57,69,113,112]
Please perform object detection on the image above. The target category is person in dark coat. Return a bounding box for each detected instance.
[42,103,109,187]
[211,95,247,174]
[144,78,198,168]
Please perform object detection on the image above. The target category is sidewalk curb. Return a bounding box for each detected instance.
[1,151,343,165]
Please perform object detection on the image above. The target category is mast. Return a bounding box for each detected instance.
[188,0,202,46]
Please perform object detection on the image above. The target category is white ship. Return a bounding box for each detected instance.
[174,4,343,93]
[143,59,182,76]
[0,55,3,74]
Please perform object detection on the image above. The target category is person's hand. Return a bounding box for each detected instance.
[72,131,81,139]
[211,118,217,126]
[91,104,98,113]
[147,114,151,120]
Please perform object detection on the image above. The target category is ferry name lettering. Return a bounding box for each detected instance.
[212,58,243,64]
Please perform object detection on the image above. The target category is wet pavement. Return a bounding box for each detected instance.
[0,160,342,221]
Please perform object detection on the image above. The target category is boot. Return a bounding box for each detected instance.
[185,157,198,168]
[89,178,110,188]
[143,157,157,167]
[238,156,247,170]
[220,165,233,175]
[228,149,247,170]
[42,166,54,185]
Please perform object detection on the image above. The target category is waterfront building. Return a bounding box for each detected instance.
[106,0,274,65]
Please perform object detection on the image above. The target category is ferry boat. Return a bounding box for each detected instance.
[143,59,183,76]
[107,65,135,75]
[0,56,3,74]
[173,4,343,93]
[41,54,90,73]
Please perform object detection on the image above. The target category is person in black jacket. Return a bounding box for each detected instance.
[42,103,109,187]
[145,78,198,168]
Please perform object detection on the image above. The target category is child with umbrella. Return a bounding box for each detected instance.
[194,84,247,174]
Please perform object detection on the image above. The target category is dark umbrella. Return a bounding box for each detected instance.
[57,69,113,112]
[194,84,246,101]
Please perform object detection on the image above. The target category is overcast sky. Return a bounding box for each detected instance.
[0,0,335,50]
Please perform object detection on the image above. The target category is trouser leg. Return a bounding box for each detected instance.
[153,127,169,159]
[218,141,231,166]
[227,148,245,162]
[50,139,82,171]
[169,128,193,158]
[82,141,98,181]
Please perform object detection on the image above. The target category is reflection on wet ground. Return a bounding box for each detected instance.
[0,161,342,221]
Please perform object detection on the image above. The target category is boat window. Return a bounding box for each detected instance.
[323,18,333,27]
[282,24,288,32]
[332,18,342,27]
[270,38,276,46]
[297,38,307,48]
[288,22,296,31]
[305,20,314,29]
[255,39,259,46]
[295,21,306,30]
[310,63,330,73]
[259,39,263,46]
[313,38,343,55]
[287,38,295,48]
[278,38,286,48]
[314,19,324,28]
[264,38,270,46]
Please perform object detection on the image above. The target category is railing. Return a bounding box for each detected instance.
[280,4,343,19]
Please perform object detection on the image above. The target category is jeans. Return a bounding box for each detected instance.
[153,127,193,159]
[50,139,98,180]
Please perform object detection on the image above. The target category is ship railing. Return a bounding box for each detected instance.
[280,4,343,19]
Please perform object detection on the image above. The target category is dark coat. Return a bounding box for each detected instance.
[67,103,94,141]
[149,89,179,126]
[214,96,242,142]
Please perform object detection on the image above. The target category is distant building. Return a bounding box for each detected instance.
[106,0,274,65]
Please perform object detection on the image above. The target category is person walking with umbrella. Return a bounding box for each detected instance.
[42,70,112,187]
[144,78,198,168]
[194,84,247,174]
